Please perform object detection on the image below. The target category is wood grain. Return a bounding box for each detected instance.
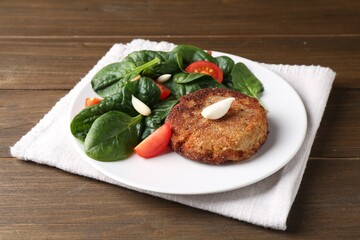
[0,158,358,239]
[0,37,359,89]
[0,0,359,37]
[312,88,360,158]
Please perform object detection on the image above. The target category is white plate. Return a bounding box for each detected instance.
[69,51,307,195]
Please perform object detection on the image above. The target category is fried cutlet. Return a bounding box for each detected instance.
[165,88,268,165]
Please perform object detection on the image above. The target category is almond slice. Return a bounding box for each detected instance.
[156,74,171,83]
[130,74,141,82]
[131,95,151,116]
[201,97,235,120]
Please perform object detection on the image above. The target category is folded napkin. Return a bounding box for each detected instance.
[11,39,335,230]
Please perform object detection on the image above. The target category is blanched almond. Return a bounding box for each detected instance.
[132,95,151,116]
[201,97,235,120]
[156,74,171,83]
[130,74,141,82]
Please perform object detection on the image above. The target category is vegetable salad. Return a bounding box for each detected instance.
[70,45,264,161]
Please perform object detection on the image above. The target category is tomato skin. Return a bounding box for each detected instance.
[134,123,172,158]
[85,98,102,107]
[154,81,172,100]
[185,61,223,83]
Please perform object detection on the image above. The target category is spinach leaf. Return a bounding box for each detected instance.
[168,81,201,99]
[222,74,234,89]
[91,50,180,97]
[70,88,136,142]
[172,72,207,83]
[125,50,180,76]
[229,62,264,99]
[84,111,142,162]
[167,75,225,99]
[90,62,128,95]
[196,77,226,89]
[71,76,162,143]
[215,56,234,75]
[172,45,217,69]
[141,100,178,139]
[92,57,160,97]
[125,76,161,108]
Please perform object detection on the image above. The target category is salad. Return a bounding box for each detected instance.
[70,45,264,162]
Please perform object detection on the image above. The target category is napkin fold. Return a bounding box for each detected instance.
[11,39,336,230]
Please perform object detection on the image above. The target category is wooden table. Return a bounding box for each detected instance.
[1,1,359,239]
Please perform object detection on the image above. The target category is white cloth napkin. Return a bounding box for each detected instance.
[11,39,336,230]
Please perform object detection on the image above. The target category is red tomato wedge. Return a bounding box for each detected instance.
[154,81,172,100]
[85,97,102,107]
[134,123,172,158]
[185,60,223,83]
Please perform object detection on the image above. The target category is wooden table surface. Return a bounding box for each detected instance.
[1,0,359,239]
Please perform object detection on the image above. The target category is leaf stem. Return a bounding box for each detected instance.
[133,58,160,73]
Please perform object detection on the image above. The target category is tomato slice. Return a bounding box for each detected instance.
[85,97,102,107]
[134,123,172,158]
[185,60,223,83]
[154,81,171,100]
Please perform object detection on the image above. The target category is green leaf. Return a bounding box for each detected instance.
[172,45,217,69]
[215,56,234,75]
[90,62,130,93]
[84,112,142,162]
[172,72,207,83]
[230,62,264,99]
[166,80,201,99]
[167,75,224,99]
[70,88,136,142]
[91,50,181,97]
[126,50,180,76]
[142,100,178,139]
[125,76,161,108]
[92,58,160,97]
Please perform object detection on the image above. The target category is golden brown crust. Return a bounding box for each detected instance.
[165,88,268,165]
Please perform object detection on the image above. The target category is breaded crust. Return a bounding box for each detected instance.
[165,88,268,165]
